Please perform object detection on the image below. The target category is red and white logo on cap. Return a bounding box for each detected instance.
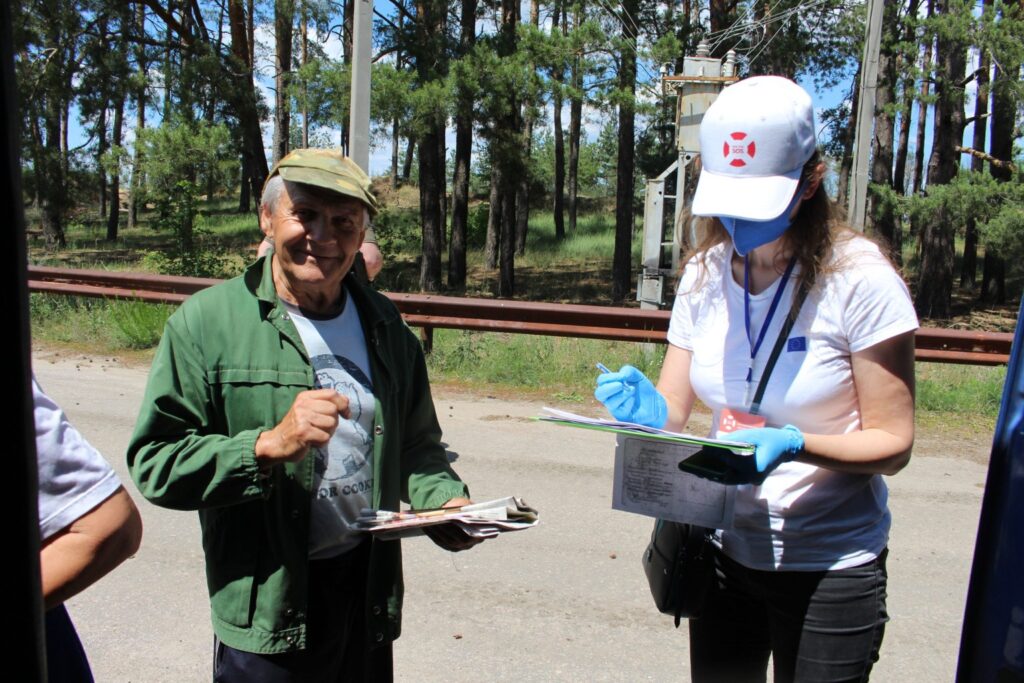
[722,132,757,167]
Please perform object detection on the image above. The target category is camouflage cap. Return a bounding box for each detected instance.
[267,149,379,215]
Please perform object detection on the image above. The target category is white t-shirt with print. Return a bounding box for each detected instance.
[284,289,375,560]
[667,236,919,571]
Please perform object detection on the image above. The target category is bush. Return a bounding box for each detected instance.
[373,207,421,255]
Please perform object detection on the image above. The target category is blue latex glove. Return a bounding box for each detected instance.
[726,424,804,481]
[594,365,668,428]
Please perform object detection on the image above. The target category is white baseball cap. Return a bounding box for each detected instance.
[691,76,817,220]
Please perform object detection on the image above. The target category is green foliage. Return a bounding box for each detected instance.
[141,223,232,279]
[373,207,422,255]
[885,170,1024,279]
[917,363,1005,417]
[135,121,236,278]
[292,57,351,133]
[426,330,664,391]
[30,294,173,351]
[108,300,174,349]
[137,120,235,202]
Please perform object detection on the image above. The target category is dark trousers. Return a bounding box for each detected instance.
[213,543,393,683]
[45,604,94,683]
[690,548,889,683]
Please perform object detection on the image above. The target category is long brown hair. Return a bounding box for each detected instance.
[678,150,855,293]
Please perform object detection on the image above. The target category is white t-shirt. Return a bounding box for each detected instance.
[35,375,122,540]
[284,289,376,560]
[667,236,919,571]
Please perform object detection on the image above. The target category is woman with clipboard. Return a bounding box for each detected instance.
[595,76,917,682]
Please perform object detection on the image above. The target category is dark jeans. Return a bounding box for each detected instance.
[690,547,889,683]
[45,604,94,683]
[213,542,393,683]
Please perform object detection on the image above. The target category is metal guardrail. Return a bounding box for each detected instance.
[27,266,1014,365]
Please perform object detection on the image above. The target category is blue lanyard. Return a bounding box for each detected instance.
[744,254,799,386]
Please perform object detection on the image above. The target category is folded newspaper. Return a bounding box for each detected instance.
[354,496,539,541]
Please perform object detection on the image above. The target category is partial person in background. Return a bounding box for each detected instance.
[595,76,917,682]
[35,374,143,682]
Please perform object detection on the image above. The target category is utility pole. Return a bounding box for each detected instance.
[349,0,373,171]
[848,0,885,230]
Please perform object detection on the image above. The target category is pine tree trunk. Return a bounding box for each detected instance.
[915,0,965,319]
[867,0,898,251]
[551,1,566,240]
[229,0,269,208]
[127,1,146,231]
[449,0,476,289]
[567,3,582,233]
[301,6,309,147]
[912,0,935,195]
[97,104,108,220]
[892,0,918,198]
[496,0,519,296]
[106,95,125,241]
[419,128,444,291]
[485,164,501,269]
[513,0,540,257]
[980,3,1016,304]
[612,0,638,303]
[273,0,294,164]
[415,0,446,291]
[961,42,989,288]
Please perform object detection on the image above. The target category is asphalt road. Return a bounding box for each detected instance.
[34,350,993,682]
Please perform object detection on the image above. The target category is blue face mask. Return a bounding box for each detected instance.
[719,184,805,256]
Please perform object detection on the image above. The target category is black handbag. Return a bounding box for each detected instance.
[642,519,715,626]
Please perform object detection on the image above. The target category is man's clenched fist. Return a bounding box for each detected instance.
[255,389,351,465]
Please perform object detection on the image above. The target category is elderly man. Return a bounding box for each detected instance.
[128,149,478,682]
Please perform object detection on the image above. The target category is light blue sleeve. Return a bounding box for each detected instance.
[35,375,122,540]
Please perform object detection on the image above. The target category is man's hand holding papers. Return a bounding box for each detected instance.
[355,496,538,542]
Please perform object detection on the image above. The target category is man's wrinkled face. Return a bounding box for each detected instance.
[261,181,366,306]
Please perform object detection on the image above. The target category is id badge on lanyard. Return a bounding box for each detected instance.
[718,255,798,435]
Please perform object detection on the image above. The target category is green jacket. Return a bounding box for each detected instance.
[127,256,468,654]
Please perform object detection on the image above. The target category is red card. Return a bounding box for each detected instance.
[719,408,766,433]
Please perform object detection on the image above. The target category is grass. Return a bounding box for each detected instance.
[31,295,174,352]
[425,330,664,399]
[916,362,1006,434]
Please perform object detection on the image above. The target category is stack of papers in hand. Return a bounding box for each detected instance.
[536,407,754,454]
[355,496,539,541]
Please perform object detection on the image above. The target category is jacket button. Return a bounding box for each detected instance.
[291,509,300,519]
[285,608,295,617]
[286,635,295,645]
[375,633,384,643]
[372,606,382,616]
[374,425,383,436]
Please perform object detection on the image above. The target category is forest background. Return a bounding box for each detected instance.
[13,0,1024,309]
[11,0,1024,371]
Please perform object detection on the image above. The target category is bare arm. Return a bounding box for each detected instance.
[656,344,699,432]
[40,486,143,609]
[799,331,916,475]
[360,242,383,280]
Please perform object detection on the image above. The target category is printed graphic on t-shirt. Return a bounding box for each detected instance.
[311,353,374,490]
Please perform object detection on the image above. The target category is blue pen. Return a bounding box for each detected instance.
[596,363,612,374]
